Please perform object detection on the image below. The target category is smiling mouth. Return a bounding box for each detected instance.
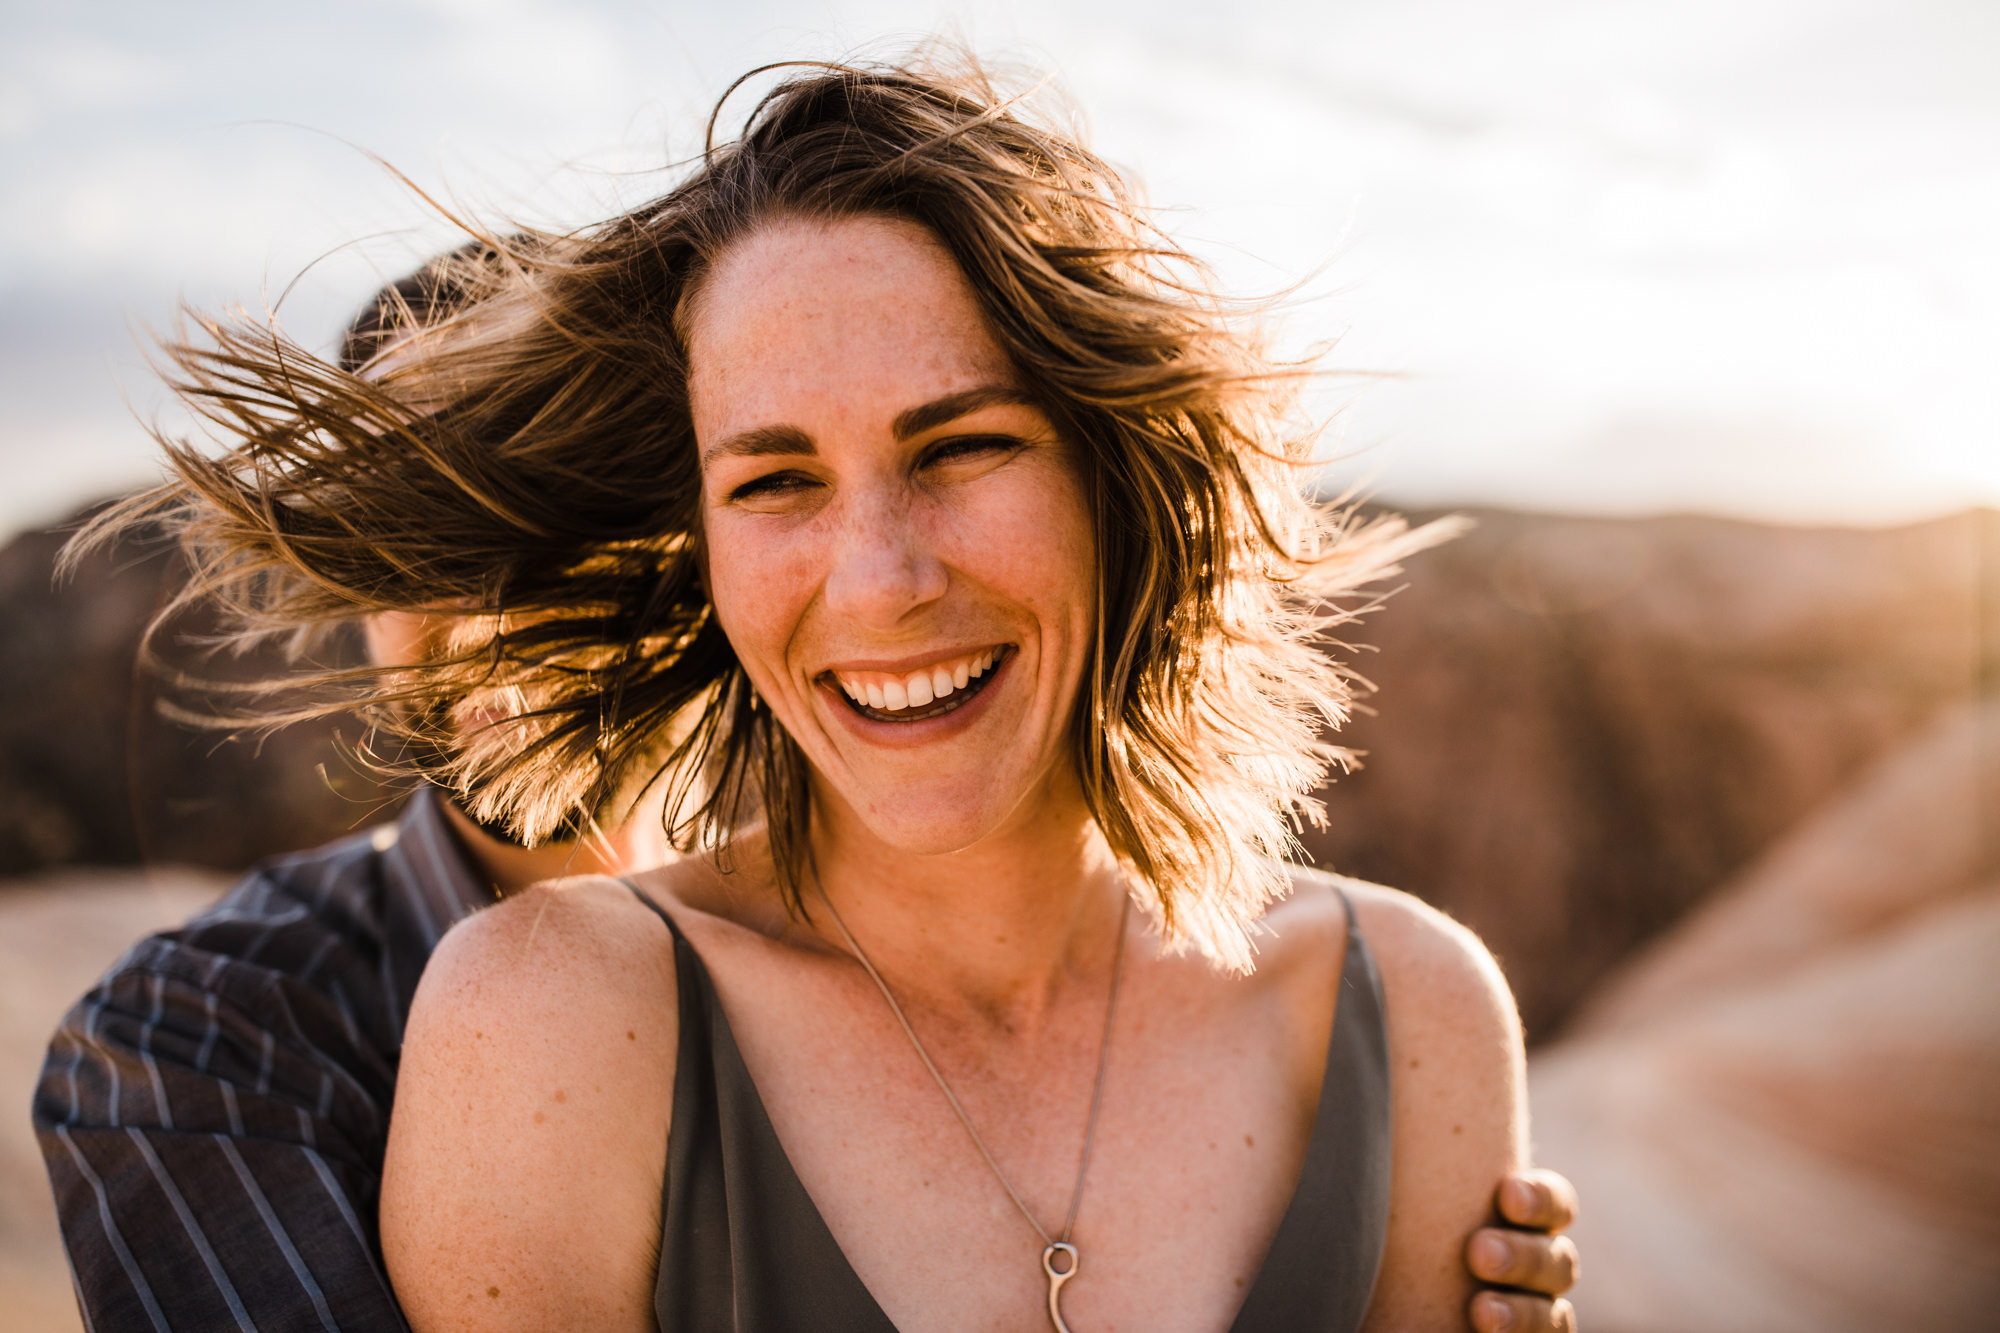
[826,646,1011,723]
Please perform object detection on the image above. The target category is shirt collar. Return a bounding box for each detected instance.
[377,786,494,949]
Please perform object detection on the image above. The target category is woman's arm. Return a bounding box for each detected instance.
[1350,885,1530,1332]
[381,876,680,1333]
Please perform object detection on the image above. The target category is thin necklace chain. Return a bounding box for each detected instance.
[811,870,1132,1252]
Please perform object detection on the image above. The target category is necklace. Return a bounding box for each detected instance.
[813,874,1132,1333]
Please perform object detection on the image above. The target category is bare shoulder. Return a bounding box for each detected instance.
[1277,867,1512,1032]
[381,876,678,1333]
[1290,872,1525,1331]
[1348,880,1516,1038]
[423,872,679,1008]
[395,874,682,1110]
[1249,866,1349,962]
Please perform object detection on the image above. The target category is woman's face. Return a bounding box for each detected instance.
[688,214,1096,857]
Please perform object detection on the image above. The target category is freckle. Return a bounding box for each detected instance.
[474,1031,484,1040]
[1208,1141,1217,1151]
[1234,1277,1245,1288]
[487,1287,500,1299]
[1244,1134,1255,1148]
[533,1111,545,1123]
[1409,1058,1421,1069]
[554,1089,567,1103]
[627,1030,636,1041]
[1452,1124,1463,1135]
[995,936,1007,945]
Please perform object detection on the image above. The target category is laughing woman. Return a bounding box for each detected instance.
[119,57,1573,1332]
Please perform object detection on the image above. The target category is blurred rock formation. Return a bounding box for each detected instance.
[0,504,400,875]
[3,500,1994,1038]
[1298,506,1998,1038]
[1531,698,2000,1330]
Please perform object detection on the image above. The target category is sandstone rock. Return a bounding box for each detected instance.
[1299,507,1998,1037]
[1529,700,2000,1330]
[4,500,1995,1043]
[0,505,400,876]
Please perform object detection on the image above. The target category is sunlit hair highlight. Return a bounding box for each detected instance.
[75,51,1454,969]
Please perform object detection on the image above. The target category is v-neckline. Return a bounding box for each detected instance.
[645,887,1391,1332]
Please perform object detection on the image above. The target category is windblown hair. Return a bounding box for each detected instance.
[78,52,1450,969]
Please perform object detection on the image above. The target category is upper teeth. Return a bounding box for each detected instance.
[836,648,1001,712]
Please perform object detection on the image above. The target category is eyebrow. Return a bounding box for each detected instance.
[700,424,815,468]
[700,384,1037,468]
[891,385,1038,441]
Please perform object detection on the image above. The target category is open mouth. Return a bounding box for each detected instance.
[825,645,1012,723]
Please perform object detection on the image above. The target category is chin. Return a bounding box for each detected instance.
[828,772,1037,858]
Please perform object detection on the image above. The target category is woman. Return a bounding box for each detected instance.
[107,57,1566,1330]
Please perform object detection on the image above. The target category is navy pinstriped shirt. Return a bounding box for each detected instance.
[33,789,493,1332]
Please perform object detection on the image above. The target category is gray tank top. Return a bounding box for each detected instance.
[628,885,1391,1331]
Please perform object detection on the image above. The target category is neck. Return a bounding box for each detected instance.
[805,769,1129,1032]
[441,789,675,897]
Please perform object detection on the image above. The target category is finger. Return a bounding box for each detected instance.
[1498,1168,1580,1232]
[1471,1291,1577,1333]
[1468,1228,1579,1296]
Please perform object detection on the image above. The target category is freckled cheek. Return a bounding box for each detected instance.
[940,481,1096,651]
[701,517,823,697]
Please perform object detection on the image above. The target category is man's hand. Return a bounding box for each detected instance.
[1466,1169,1579,1331]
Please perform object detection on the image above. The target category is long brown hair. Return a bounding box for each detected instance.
[77,52,1451,968]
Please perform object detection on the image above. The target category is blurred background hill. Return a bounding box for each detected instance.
[6,499,1992,1033]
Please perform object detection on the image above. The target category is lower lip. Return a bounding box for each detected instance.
[820,651,1013,746]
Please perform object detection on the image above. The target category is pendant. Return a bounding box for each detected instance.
[1042,1242,1079,1333]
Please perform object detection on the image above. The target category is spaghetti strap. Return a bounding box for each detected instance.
[633,877,899,1332]
[1229,879,1394,1328]
[621,877,686,940]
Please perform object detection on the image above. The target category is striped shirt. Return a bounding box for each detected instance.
[33,788,493,1332]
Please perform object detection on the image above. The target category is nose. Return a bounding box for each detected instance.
[822,490,948,629]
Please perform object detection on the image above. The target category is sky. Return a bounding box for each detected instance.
[2,0,1997,541]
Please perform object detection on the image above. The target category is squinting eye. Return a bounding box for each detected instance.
[727,471,819,503]
[925,434,1020,466]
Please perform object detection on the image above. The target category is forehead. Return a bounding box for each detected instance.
[684,215,1016,440]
